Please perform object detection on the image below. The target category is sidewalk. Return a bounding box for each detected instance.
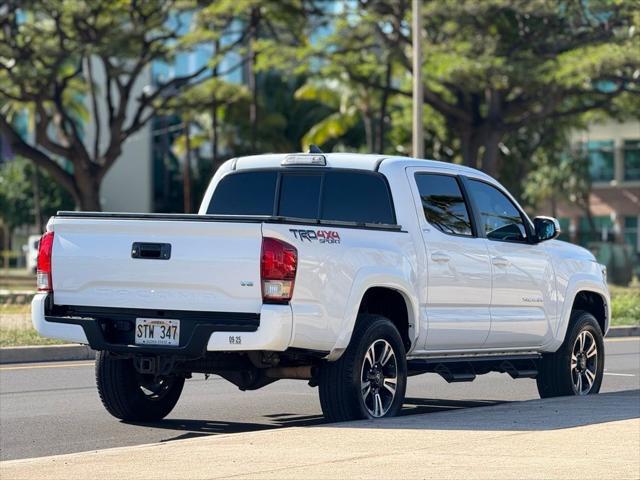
[2,390,638,480]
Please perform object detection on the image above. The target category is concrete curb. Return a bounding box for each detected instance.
[0,344,95,364]
[607,325,640,338]
[0,326,637,365]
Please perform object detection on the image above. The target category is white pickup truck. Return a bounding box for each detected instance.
[33,152,610,422]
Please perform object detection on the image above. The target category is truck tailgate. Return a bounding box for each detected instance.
[50,217,263,313]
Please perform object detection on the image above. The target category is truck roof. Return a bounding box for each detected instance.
[232,153,492,180]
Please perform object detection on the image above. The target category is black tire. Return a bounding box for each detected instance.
[536,310,605,398]
[95,352,185,421]
[318,314,407,422]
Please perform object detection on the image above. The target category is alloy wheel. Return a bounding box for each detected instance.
[360,339,398,417]
[571,330,598,395]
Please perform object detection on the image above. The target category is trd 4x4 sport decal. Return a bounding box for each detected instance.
[289,229,341,244]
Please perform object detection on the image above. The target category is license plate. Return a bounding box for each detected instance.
[135,318,180,346]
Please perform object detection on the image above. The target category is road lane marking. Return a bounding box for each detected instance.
[0,361,93,371]
[604,372,636,377]
[605,337,640,343]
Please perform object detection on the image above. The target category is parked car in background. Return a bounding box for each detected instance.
[32,153,610,422]
[23,235,40,274]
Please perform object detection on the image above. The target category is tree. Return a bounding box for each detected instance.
[321,0,640,177]
[522,127,592,224]
[0,157,74,245]
[294,77,373,151]
[299,1,407,154]
[186,0,326,154]
[0,1,208,210]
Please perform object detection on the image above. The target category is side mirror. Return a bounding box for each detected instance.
[533,216,561,243]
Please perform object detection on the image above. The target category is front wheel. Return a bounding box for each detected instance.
[318,314,407,422]
[95,352,185,421]
[536,311,604,398]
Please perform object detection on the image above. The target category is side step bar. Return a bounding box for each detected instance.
[407,353,541,383]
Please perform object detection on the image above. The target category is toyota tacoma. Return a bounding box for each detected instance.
[32,152,610,422]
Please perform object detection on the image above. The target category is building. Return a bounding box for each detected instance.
[560,121,639,248]
[556,120,640,280]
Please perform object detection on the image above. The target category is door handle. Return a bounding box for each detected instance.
[131,242,171,260]
[492,256,510,268]
[431,252,451,263]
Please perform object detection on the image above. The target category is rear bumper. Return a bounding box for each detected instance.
[32,293,293,357]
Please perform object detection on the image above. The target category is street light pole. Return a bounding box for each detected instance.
[412,0,424,159]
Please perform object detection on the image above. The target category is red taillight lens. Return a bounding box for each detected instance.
[37,231,54,292]
[261,237,297,303]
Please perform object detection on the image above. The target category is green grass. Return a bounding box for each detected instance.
[0,327,68,347]
[610,285,640,326]
[0,304,31,315]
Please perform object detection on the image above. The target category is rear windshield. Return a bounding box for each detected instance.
[207,169,396,225]
[207,171,277,216]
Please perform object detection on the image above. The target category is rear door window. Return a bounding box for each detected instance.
[414,173,473,236]
[207,171,277,215]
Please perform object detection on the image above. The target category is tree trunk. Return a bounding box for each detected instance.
[76,181,102,211]
[459,125,481,169]
[480,130,502,177]
[183,121,192,214]
[376,57,393,153]
[363,113,374,153]
[248,8,260,153]
[211,39,220,165]
[32,166,43,233]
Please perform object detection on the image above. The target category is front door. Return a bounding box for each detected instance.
[463,178,554,348]
[408,169,492,351]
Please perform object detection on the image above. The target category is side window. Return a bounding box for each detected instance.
[207,171,277,215]
[321,172,395,224]
[414,174,473,236]
[278,174,322,219]
[467,180,527,242]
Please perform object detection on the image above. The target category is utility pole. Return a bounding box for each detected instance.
[412,0,424,159]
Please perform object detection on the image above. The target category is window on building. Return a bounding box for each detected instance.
[414,174,473,236]
[587,140,615,182]
[466,179,527,242]
[624,216,639,253]
[578,215,614,245]
[623,140,640,181]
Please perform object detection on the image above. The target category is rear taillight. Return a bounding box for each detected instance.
[261,237,297,304]
[37,231,54,292]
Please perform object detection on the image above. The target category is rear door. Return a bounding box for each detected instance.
[407,169,492,350]
[463,178,554,348]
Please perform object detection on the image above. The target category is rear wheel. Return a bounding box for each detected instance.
[95,352,185,421]
[536,311,604,398]
[318,315,407,422]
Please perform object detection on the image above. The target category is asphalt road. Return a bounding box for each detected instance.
[1,338,638,461]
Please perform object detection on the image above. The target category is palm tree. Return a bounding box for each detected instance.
[294,76,378,152]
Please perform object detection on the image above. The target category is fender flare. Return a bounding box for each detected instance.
[325,267,419,361]
[545,275,610,352]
